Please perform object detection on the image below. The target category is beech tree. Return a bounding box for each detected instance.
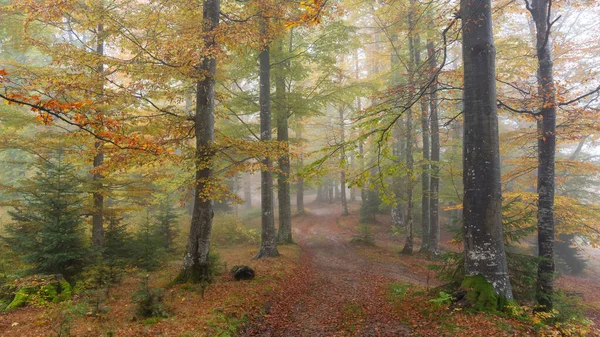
[460,0,513,299]
[526,0,557,311]
[175,0,220,283]
[256,14,280,259]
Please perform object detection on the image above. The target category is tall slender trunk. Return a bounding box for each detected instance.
[392,122,405,228]
[529,0,557,311]
[256,18,279,258]
[415,34,431,253]
[92,23,105,250]
[175,0,219,283]
[390,31,405,229]
[296,123,305,214]
[276,41,292,243]
[328,180,334,204]
[402,2,416,255]
[244,172,252,209]
[355,52,367,204]
[428,40,441,257]
[339,107,349,216]
[460,0,513,299]
[359,139,366,202]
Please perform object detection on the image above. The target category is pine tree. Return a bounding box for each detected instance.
[154,199,179,253]
[133,210,165,271]
[6,151,87,279]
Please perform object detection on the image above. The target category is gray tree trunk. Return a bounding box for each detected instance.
[276,43,292,243]
[244,172,252,209]
[92,23,105,249]
[529,0,557,311]
[175,0,219,283]
[390,31,405,229]
[415,34,431,253]
[256,19,279,258]
[427,40,441,257]
[296,123,305,214]
[460,0,513,299]
[339,107,349,216]
[402,2,416,255]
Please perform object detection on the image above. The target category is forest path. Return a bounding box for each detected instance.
[243,202,422,337]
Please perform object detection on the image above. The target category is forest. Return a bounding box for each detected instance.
[0,0,599,336]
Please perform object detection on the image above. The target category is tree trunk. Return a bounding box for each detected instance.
[92,23,105,249]
[390,31,405,230]
[392,122,405,228]
[256,19,279,259]
[415,34,431,253]
[244,172,252,209]
[175,0,219,283]
[339,107,349,216]
[428,40,441,257]
[402,2,415,255]
[276,42,292,244]
[530,0,557,311]
[296,123,305,214]
[460,0,513,299]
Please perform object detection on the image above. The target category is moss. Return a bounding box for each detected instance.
[41,284,59,302]
[59,280,72,301]
[6,289,29,310]
[461,275,501,312]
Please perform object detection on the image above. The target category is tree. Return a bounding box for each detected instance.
[275,39,293,244]
[154,197,180,253]
[339,106,349,216]
[92,17,105,250]
[416,32,431,253]
[175,0,220,283]
[526,0,557,311]
[256,14,280,259]
[427,40,441,257]
[401,0,416,255]
[6,151,87,280]
[295,122,305,215]
[460,0,513,299]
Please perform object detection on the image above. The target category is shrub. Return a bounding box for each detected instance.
[133,275,169,319]
[350,222,375,246]
[211,213,259,247]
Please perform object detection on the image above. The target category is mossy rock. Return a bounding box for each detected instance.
[58,280,72,302]
[6,289,30,310]
[5,275,72,310]
[460,275,504,312]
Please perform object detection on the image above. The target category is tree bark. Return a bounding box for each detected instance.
[256,19,280,258]
[92,23,105,249]
[175,0,219,283]
[415,34,431,253]
[460,0,513,299]
[244,172,252,209]
[339,107,349,216]
[427,40,441,257]
[296,123,305,214]
[390,31,405,230]
[402,2,416,255]
[529,0,557,311]
[276,42,292,244]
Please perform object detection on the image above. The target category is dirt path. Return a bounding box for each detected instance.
[243,202,423,337]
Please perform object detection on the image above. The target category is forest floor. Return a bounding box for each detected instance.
[1,200,600,336]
